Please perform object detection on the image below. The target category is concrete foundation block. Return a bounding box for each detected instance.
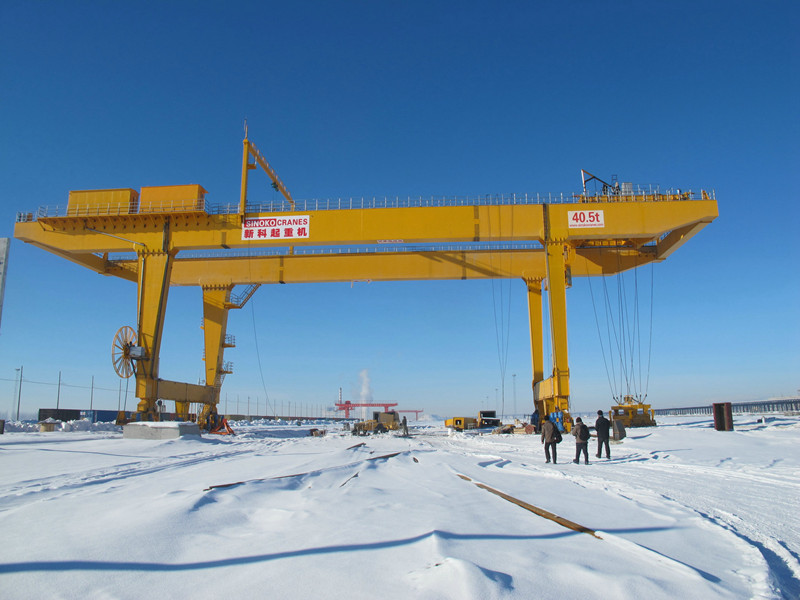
[123,421,201,439]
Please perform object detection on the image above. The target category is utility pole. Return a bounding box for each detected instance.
[57,371,62,410]
[90,376,94,411]
[15,366,23,420]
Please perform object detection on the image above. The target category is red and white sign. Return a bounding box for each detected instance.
[567,210,605,229]
[242,215,310,241]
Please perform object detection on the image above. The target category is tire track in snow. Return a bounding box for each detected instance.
[421,433,800,598]
[540,454,800,599]
[0,446,259,507]
[432,445,742,594]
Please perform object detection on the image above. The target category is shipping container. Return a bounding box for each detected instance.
[81,410,120,423]
[38,408,81,422]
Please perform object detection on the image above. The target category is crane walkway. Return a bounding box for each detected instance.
[17,188,712,222]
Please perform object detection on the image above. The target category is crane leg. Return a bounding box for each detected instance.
[134,248,175,421]
[526,278,546,419]
[532,242,573,429]
[546,242,570,406]
[175,401,190,421]
[198,286,234,429]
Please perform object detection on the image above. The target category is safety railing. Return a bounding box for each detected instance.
[228,188,707,214]
[18,188,712,222]
[18,197,208,220]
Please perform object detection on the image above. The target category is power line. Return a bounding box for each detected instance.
[0,375,120,392]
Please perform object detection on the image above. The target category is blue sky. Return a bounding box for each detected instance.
[1,1,798,419]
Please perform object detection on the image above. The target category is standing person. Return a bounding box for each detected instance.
[532,408,540,433]
[595,410,611,459]
[541,414,558,464]
[401,415,409,437]
[572,417,590,464]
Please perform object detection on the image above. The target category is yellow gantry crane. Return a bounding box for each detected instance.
[14,137,718,429]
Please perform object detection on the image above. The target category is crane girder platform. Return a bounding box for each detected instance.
[14,139,718,428]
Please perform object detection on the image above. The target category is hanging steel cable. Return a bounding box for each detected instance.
[644,263,655,400]
[247,243,274,418]
[601,269,621,401]
[590,250,655,404]
[488,207,514,419]
[250,299,274,417]
[587,257,616,400]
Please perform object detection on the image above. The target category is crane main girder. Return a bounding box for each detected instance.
[14,188,718,427]
[21,199,715,253]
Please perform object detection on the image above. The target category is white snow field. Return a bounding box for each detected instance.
[1,415,798,599]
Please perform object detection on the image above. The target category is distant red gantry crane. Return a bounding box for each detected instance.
[397,409,424,420]
[335,400,398,418]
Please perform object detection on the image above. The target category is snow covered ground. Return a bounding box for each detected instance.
[1,415,798,599]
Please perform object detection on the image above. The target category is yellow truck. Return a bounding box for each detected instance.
[352,411,402,435]
[445,410,502,432]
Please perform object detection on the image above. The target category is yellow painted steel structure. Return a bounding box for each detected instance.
[13,138,718,428]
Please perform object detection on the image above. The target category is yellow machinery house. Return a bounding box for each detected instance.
[66,185,207,217]
[13,136,718,429]
[67,189,139,216]
[139,185,207,214]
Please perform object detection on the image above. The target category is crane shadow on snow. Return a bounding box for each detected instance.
[0,437,122,447]
[32,447,151,459]
[478,459,511,468]
[606,450,692,464]
[691,507,800,597]
[234,429,317,440]
[624,433,653,440]
[0,527,676,575]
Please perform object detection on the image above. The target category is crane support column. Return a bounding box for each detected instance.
[526,278,545,411]
[532,238,572,428]
[545,241,570,404]
[135,246,175,420]
[198,286,234,427]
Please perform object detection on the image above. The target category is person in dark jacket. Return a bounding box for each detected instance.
[572,417,590,464]
[541,415,558,464]
[595,410,611,459]
[531,408,540,433]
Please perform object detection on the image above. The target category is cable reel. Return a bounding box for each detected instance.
[111,326,146,378]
